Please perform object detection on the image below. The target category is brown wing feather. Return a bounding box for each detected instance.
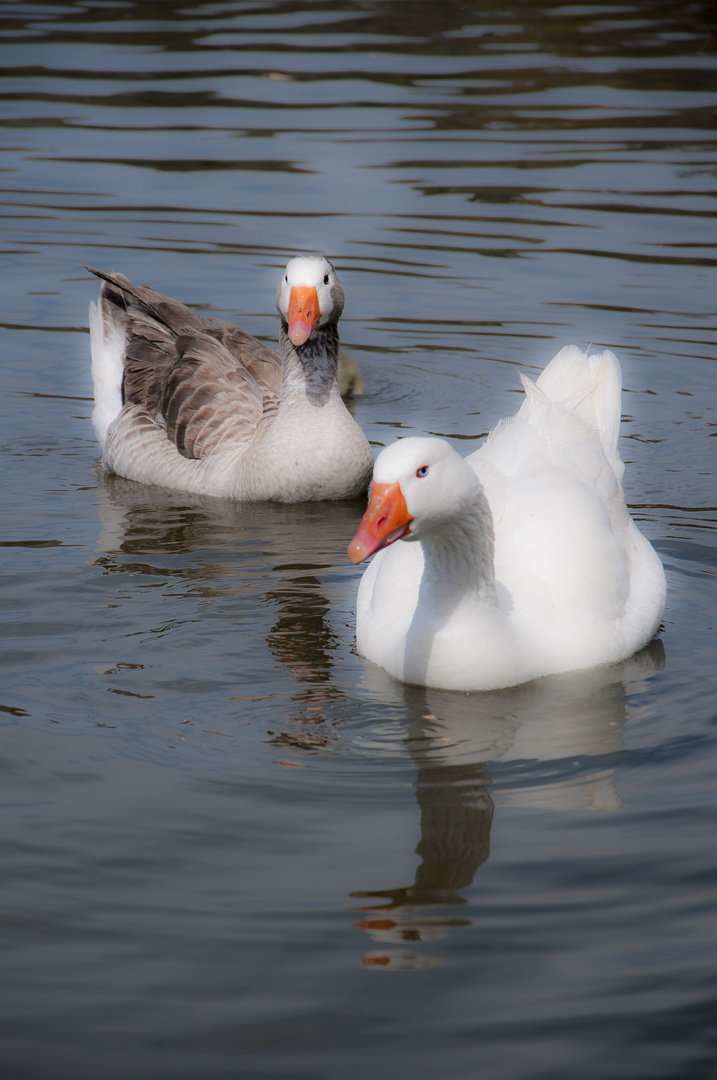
[86,266,284,460]
[211,324,283,407]
[164,334,264,459]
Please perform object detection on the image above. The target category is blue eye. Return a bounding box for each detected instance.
[416,465,429,478]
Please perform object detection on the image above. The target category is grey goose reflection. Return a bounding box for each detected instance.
[87,256,373,502]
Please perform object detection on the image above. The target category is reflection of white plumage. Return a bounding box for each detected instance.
[349,346,666,691]
[87,256,373,502]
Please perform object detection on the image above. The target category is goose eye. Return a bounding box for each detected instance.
[416,465,429,478]
[323,273,329,284]
[285,274,288,282]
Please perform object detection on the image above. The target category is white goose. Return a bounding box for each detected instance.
[87,256,374,502]
[348,346,666,692]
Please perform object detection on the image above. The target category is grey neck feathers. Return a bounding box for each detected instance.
[279,322,339,406]
[420,503,498,608]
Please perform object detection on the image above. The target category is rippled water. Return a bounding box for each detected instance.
[1,2,716,1078]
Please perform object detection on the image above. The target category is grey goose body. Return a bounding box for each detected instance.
[87,256,373,502]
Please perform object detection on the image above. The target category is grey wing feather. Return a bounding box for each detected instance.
[85,266,282,459]
[163,334,264,459]
[213,325,283,409]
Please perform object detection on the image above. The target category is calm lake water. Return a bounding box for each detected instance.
[1,2,716,1077]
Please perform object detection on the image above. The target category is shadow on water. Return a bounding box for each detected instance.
[350,640,665,970]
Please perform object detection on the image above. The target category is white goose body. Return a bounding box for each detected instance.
[348,346,666,692]
[88,256,373,502]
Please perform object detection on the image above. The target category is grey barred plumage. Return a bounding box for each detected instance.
[87,256,374,502]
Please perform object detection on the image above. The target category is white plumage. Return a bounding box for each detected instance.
[348,346,666,691]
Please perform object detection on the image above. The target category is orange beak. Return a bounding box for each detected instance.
[287,285,321,346]
[347,481,413,564]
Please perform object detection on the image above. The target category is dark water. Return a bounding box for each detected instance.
[1,2,716,1077]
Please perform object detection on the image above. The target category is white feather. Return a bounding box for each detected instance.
[352,346,666,692]
[89,298,125,446]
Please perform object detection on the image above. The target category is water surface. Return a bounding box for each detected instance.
[1,2,716,1078]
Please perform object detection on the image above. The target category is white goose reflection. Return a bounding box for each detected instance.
[351,642,665,969]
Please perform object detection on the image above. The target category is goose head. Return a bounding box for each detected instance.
[348,437,487,564]
[276,256,345,347]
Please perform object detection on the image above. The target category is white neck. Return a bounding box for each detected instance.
[418,504,498,612]
[397,499,501,690]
